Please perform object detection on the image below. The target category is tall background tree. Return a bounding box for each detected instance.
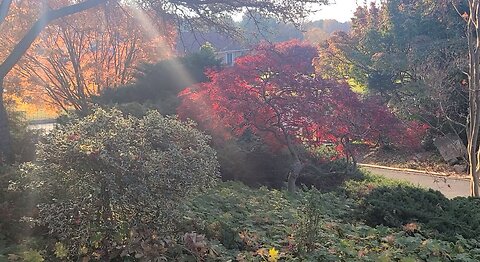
[0,0,108,164]
[15,4,175,114]
[462,0,480,196]
[316,0,467,137]
[238,11,350,45]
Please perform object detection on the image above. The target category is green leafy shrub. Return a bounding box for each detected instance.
[180,182,299,259]
[96,45,221,115]
[343,172,413,199]
[21,108,220,260]
[0,168,39,244]
[361,185,449,227]
[6,100,39,163]
[110,102,152,118]
[297,160,366,192]
[0,236,49,262]
[181,182,480,261]
[215,139,292,188]
[360,184,480,241]
[299,222,480,262]
[215,136,362,190]
[295,188,325,253]
[446,197,480,239]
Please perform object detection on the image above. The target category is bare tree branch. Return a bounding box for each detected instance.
[0,0,107,79]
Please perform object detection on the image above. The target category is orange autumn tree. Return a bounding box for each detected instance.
[0,0,109,163]
[1,1,58,118]
[15,3,175,113]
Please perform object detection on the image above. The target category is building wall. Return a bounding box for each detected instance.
[216,49,249,66]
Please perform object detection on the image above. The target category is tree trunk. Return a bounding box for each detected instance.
[341,135,356,171]
[466,0,480,197]
[468,132,480,196]
[287,156,304,193]
[471,157,480,196]
[0,78,13,164]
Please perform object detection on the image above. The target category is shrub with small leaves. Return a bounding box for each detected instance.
[360,185,480,242]
[21,108,220,260]
[180,182,480,261]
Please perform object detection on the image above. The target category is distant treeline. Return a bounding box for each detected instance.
[238,14,351,44]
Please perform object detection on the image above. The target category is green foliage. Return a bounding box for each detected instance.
[215,138,362,191]
[182,182,298,251]
[6,100,39,163]
[0,237,48,262]
[5,161,480,261]
[180,181,480,261]
[298,222,480,262]
[317,0,469,134]
[343,171,413,198]
[53,242,68,259]
[0,167,38,244]
[360,184,480,242]
[96,46,222,115]
[20,108,220,260]
[110,102,151,118]
[295,188,327,253]
[297,160,366,193]
[20,250,44,262]
[361,185,449,227]
[215,137,292,188]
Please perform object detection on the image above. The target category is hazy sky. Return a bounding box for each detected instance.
[232,1,374,23]
[310,0,369,22]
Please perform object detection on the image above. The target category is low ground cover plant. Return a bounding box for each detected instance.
[358,183,480,242]
[4,163,480,261]
[179,182,480,261]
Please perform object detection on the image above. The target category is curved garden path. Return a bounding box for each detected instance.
[360,164,470,198]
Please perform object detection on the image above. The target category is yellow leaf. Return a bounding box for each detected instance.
[268,247,279,262]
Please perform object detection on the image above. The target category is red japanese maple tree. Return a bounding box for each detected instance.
[178,40,426,192]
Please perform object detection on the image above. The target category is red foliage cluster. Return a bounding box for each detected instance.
[178,40,427,157]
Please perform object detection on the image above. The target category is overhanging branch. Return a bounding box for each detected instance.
[0,0,107,79]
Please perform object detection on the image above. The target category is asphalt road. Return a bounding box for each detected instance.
[28,123,55,131]
[361,166,470,198]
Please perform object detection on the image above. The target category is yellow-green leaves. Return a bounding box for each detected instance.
[54,242,68,259]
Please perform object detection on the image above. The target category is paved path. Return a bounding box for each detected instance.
[28,123,55,131]
[360,165,470,198]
